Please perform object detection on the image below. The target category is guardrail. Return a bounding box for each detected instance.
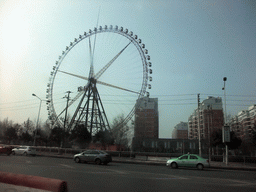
[5,145,256,164]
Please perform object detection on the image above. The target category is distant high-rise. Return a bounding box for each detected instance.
[188,96,224,140]
[134,97,159,138]
[172,122,188,139]
[230,105,256,140]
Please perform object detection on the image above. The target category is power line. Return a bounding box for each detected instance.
[200,93,256,98]
[0,93,255,110]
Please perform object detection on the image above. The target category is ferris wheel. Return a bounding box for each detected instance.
[46,25,152,135]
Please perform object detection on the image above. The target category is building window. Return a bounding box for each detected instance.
[177,142,182,148]
[190,142,195,149]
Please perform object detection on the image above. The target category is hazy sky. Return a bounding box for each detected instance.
[0,0,255,138]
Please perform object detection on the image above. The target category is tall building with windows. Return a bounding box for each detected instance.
[134,97,159,138]
[172,122,188,139]
[188,96,224,140]
[230,105,256,140]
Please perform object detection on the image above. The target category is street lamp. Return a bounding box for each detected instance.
[32,93,42,146]
[222,77,230,165]
[222,77,227,123]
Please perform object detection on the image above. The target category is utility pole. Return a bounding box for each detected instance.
[32,94,42,146]
[61,91,71,148]
[198,93,201,156]
[207,105,212,162]
[64,91,71,131]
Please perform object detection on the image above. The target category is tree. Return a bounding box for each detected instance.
[228,131,242,150]
[20,131,33,143]
[0,118,13,137]
[23,118,34,135]
[94,130,114,146]
[49,127,63,146]
[43,120,52,138]
[211,128,241,150]
[70,124,91,148]
[110,114,131,149]
[36,129,49,146]
[4,127,18,143]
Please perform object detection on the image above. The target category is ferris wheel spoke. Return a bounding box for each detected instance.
[58,70,89,81]
[94,41,132,80]
[89,37,94,78]
[97,80,140,94]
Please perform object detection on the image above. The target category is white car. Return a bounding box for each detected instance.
[12,146,36,156]
[74,150,112,165]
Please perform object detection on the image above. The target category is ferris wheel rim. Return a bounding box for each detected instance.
[46,25,152,127]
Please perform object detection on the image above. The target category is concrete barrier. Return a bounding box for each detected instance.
[0,171,67,192]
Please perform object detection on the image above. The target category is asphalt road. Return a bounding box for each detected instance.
[0,155,256,192]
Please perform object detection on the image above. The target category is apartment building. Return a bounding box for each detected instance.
[134,97,159,138]
[188,96,224,140]
[230,105,256,140]
[172,122,188,139]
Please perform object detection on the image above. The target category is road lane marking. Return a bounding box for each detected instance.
[60,164,75,169]
[107,169,128,174]
[26,160,32,164]
[184,176,256,188]
[227,179,256,187]
[155,177,186,180]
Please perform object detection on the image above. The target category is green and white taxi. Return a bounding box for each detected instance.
[166,154,210,170]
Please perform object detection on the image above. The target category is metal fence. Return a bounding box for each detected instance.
[5,145,256,164]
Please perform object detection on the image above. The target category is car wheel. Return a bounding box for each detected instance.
[12,151,15,155]
[171,162,178,169]
[75,157,81,163]
[95,159,101,165]
[23,152,28,156]
[197,164,204,170]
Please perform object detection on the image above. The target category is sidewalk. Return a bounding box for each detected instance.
[37,152,256,171]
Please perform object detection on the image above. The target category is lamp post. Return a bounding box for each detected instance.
[32,93,42,146]
[222,77,229,165]
[223,77,227,122]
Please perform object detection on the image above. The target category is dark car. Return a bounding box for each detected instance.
[74,150,112,165]
[0,145,14,155]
